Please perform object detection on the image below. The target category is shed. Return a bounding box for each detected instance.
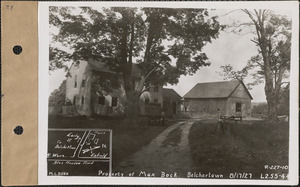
[162,88,182,116]
[183,80,252,118]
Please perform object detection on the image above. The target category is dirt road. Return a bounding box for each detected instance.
[115,119,195,177]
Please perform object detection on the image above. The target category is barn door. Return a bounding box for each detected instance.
[235,102,242,117]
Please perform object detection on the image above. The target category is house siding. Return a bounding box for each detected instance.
[63,61,173,117]
[65,61,93,116]
[226,97,251,117]
[184,98,227,118]
[91,79,126,116]
[226,83,252,117]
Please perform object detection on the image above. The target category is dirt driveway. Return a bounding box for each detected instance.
[115,119,195,177]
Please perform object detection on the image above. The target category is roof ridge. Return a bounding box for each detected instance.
[195,80,238,84]
[183,80,244,99]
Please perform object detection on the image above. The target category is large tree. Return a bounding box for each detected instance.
[49,7,223,118]
[219,10,291,123]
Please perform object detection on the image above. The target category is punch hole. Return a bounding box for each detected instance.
[14,126,23,135]
[13,45,22,55]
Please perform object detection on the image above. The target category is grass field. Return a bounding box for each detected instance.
[48,116,177,169]
[188,120,289,179]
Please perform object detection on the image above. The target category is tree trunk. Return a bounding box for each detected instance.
[259,26,278,124]
[124,90,140,122]
[264,82,278,123]
[123,76,146,122]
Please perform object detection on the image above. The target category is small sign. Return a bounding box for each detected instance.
[47,129,112,176]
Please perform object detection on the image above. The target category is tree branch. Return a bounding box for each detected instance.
[145,62,162,80]
[250,39,259,45]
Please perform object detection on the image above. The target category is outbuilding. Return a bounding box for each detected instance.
[183,80,252,118]
[162,88,182,117]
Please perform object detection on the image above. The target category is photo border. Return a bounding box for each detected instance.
[38,1,299,185]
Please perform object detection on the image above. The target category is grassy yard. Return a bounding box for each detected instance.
[189,120,289,179]
[48,116,176,169]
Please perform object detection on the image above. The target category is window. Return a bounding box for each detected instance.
[112,97,118,107]
[154,85,159,92]
[236,103,241,112]
[74,75,77,88]
[73,96,76,105]
[145,98,150,105]
[81,96,84,105]
[74,61,80,68]
[98,96,105,105]
[81,75,86,87]
[154,99,158,103]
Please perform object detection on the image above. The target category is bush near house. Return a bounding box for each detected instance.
[49,80,67,106]
[251,103,268,119]
[189,120,289,179]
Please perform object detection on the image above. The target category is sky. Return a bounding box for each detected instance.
[165,9,261,100]
[48,8,291,103]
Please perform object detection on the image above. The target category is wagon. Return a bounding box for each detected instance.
[145,103,165,126]
[219,114,242,123]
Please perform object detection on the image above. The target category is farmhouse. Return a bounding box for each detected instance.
[183,80,252,118]
[56,59,181,117]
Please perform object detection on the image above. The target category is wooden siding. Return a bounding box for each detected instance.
[230,83,252,99]
[65,61,93,116]
[184,83,252,118]
[184,98,227,118]
[140,85,164,107]
[226,97,251,117]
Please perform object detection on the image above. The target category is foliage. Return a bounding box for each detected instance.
[49,80,67,106]
[218,64,251,89]
[251,103,268,118]
[277,83,289,116]
[220,10,291,122]
[219,64,248,81]
[91,71,120,96]
[49,7,224,98]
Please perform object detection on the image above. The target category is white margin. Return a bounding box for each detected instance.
[38,1,299,185]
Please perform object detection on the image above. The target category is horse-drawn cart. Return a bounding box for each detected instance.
[145,103,165,126]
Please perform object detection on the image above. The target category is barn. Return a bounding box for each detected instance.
[183,80,252,118]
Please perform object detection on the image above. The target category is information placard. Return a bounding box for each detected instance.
[47,129,112,176]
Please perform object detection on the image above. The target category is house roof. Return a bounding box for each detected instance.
[183,80,253,99]
[163,88,182,101]
[87,59,141,77]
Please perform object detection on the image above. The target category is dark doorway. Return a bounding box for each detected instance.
[172,102,176,115]
[236,102,241,112]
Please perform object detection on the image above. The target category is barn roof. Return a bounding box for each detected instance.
[183,80,253,99]
[163,88,182,101]
[87,59,141,77]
